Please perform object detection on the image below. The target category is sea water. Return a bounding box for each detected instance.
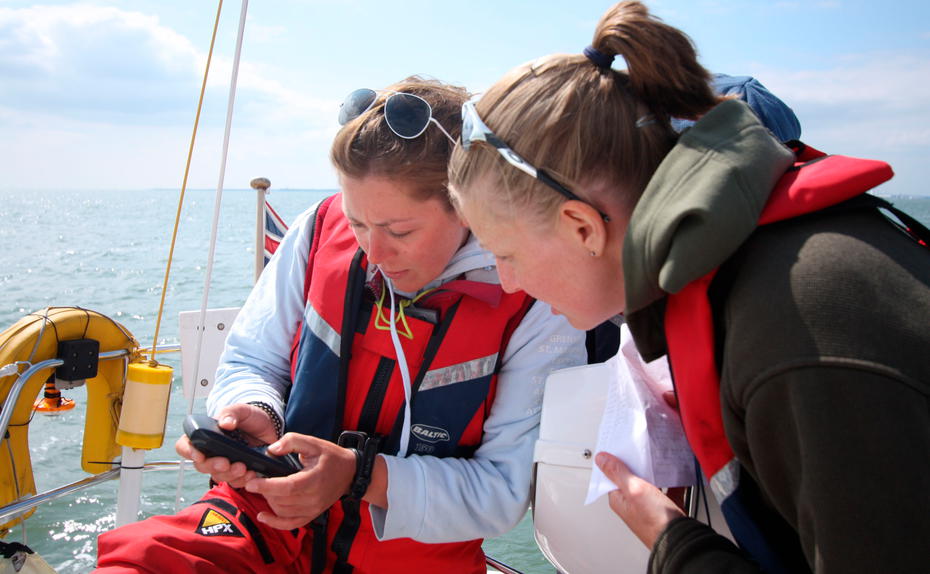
[2,189,929,573]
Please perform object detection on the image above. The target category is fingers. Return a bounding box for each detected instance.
[244,435,357,525]
[208,403,279,445]
[596,450,635,488]
[595,452,685,549]
[245,473,326,528]
[177,434,257,484]
[213,403,250,430]
[265,432,306,456]
[175,435,198,460]
[255,509,314,530]
[249,472,326,529]
[662,390,679,410]
[205,458,256,485]
[264,432,320,461]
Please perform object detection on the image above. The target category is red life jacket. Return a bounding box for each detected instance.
[663,145,894,572]
[284,194,534,574]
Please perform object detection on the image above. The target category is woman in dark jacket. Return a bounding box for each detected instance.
[447,2,930,573]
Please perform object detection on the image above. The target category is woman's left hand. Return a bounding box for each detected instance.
[595,451,685,548]
[244,433,357,529]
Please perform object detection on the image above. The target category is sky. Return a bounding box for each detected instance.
[0,0,928,195]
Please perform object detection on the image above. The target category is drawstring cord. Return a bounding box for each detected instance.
[380,273,414,457]
[372,283,435,339]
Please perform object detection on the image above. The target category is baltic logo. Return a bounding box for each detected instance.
[196,509,244,537]
[410,424,450,443]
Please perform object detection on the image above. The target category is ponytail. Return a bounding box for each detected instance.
[591,1,716,120]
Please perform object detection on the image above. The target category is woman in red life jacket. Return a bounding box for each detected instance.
[447,3,930,573]
[94,77,587,574]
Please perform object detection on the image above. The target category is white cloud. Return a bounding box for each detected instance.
[0,4,336,128]
[0,4,201,120]
[750,53,930,148]
[0,4,341,189]
[204,56,337,129]
[243,19,288,45]
[744,52,930,195]
[753,54,930,108]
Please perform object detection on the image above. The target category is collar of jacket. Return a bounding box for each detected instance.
[622,99,795,361]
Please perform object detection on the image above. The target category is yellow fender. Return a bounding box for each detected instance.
[0,307,138,533]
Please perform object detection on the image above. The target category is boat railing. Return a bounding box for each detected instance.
[0,349,132,443]
[0,460,191,526]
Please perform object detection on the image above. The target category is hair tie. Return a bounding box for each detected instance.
[583,45,615,70]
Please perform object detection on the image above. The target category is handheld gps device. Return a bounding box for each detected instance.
[183,414,302,478]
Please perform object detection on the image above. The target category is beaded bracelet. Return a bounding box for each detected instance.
[247,401,283,439]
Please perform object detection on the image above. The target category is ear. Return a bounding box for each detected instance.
[556,200,608,256]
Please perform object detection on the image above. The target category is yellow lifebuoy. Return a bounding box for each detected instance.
[0,307,139,534]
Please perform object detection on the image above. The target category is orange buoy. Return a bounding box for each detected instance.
[33,379,76,413]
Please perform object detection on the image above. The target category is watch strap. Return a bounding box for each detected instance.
[338,431,381,501]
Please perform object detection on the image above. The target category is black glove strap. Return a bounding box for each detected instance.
[337,431,381,501]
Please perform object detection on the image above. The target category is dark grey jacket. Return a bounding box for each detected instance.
[621,100,930,574]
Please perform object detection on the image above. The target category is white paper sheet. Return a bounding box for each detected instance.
[585,324,696,505]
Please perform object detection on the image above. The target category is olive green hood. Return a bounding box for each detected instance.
[622,99,795,360]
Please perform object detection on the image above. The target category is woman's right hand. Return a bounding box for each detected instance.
[595,451,685,548]
[174,403,279,488]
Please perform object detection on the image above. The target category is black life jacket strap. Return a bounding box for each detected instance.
[410,298,460,396]
[330,497,361,574]
[310,248,367,574]
[332,248,368,441]
[330,365,392,571]
[309,512,329,574]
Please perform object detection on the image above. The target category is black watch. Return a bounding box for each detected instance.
[337,431,381,501]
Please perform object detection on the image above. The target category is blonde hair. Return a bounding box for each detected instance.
[331,76,469,209]
[448,1,717,222]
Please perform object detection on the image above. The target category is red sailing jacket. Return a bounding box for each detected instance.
[284,194,534,574]
[663,145,894,572]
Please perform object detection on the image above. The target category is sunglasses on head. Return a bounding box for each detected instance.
[338,88,456,144]
[460,99,610,222]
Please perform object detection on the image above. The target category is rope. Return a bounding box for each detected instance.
[175,0,251,513]
[186,0,249,415]
[149,0,225,362]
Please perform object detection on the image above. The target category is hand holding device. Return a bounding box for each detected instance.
[183,414,302,478]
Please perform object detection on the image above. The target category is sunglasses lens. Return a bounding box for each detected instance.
[384,93,431,139]
[339,88,377,125]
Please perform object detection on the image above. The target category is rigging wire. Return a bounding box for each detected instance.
[148,0,225,363]
[175,0,251,512]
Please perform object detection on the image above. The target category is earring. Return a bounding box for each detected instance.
[590,251,597,257]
